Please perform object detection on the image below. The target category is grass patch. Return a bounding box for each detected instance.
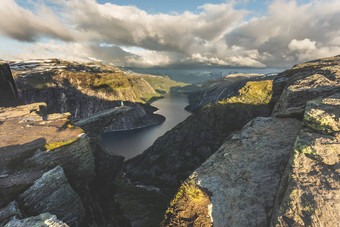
[219,80,273,105]
[44,138,78,151]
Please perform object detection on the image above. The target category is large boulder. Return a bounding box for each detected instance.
[18,166,85,226]
[271,93,340,226]
[0,63,19,107]
[163,117,301,226]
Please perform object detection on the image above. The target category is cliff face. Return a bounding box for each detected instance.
[9,59,184,130]
[125,79,274,193]
[0,63,19,107]
[162,55,340,226]
[0,102,131,226]
[186,73,271,112]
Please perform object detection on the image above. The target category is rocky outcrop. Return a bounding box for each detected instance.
[163,117,301,226]
[18,166,84,226]
[9,59,183,130]
[104,103,165,131]
[161,55,340,227]
[125,80,274,193]
[0,102,131,226]
[271,93,340,226]
[186,73,272,112]
[5,213,68,227]
[0,63,19,107]
[272,55,340,118]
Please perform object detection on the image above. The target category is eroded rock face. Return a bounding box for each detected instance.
[4,213,68,227]
[0,63,19,107]
[272,55,340,118]
[9,59,173,130]
[271,94,340,226]
[18,166,85,227]
[186,73,271,112]
[125,80,274,193]
[164,117,300,227]
[0,103,96,225]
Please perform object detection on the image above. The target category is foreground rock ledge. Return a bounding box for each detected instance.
[163,117,301,226]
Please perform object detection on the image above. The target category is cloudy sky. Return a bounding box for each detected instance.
[0,0,339,68]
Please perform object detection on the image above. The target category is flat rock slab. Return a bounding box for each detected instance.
[188,117,301,226]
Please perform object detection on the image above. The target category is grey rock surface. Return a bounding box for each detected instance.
[18,166,85,227]
[188,117,301,226]
[272,55,340,118]
[0,201,22,226]
[271,94,340,226]
[4,213,69,227]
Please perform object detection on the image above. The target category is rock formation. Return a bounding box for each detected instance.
[271,94,340,226]
[0,63,19,107]
[0,102,131,226]
[163,117,301,226]
[162,55,340,226]
[186,73,271,112]
[9,59,184,130]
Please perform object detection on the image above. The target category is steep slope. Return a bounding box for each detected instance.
[0,63,19,107]
[125,79,274,193]
[186,73,270,112]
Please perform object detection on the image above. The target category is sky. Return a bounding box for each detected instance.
[0,0,339,68]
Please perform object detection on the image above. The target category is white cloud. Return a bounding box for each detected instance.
[0,0,73,42]
[0,0,339,68]
[288,39,316,51]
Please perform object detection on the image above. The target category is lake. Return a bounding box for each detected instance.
[101,95,191,160]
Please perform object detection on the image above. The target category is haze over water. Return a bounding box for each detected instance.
[101,95,191,160]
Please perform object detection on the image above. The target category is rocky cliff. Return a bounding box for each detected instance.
[0,102,131,226]
[162,55,340,226]
[186,73,271,112]
[0,63,19,107]
[9,59,185,130]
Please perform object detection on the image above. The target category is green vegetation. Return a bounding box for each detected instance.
[165,180,205,216]
[142,75,188,94]
[219,80,273,105]
[44,138,78,151]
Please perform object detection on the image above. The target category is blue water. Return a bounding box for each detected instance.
[101,95,191,160]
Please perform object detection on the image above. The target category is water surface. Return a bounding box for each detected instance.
[101,95,191,160]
